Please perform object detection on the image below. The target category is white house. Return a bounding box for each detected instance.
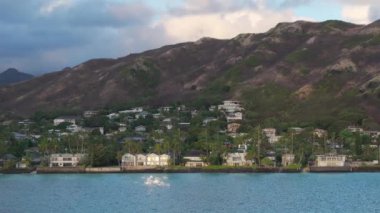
[146,153,170,166]
[66,124,82,133]
[119,107,143,114]
[53,116,78,126]
[49,153,86,167]
[135,111,149,119]
[347,126,364,133]
[135,125,146,132]
[315,154,346,167]
[121,153,136,167]
[218,100,243,113]
[136,154,147,166]
[226,112,243,122]
[203,117,218,125]
[159,154,170,166]
[146,153,160,166]
[106,113,119,119]
[289,127,304,134]
[160,106,172,112]
[282,154,295,166]
[121,154,148,168]
[83,111,99,118]
[225,152,252,166]
[263,128,281,144]
[184,156,208,167]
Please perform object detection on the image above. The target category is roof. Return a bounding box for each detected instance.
[184,150,206,157]
[55,116,80,120]
[50,153,86,158]
[0,154,17,160]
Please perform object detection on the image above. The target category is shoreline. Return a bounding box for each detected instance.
[2,166,380,174]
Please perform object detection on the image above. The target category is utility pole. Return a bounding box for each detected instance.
[257,126,261,167]
[291,131,294,154]
[377,136,380,165]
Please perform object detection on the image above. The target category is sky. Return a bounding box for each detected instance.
[1,0,380,75]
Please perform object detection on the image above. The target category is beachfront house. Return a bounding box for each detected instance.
[146,153,170,166]
[122,153,162,168]
[159,154,170,166]
[136,154,147,166]
[282,154,295,166]
[225,153,252,166]
[315,154,346,167]
[49,153,86,167]
[184,155,208,167]
[122,153,136,167]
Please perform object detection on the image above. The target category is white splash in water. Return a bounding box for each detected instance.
[144,175,170,187]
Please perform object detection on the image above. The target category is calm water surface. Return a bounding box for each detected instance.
[1,173,380,213]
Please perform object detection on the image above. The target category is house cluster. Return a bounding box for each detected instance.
[214,100,244,136]
[53,116,104,136]
[347,126,380,142]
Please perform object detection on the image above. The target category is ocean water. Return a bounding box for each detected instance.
[1,173,380,213]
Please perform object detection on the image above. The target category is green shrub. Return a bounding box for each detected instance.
[286,49,312,63]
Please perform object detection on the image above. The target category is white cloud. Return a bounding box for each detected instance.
[159,9,305,42]
[341,5,370,24]
[40,0,72,15]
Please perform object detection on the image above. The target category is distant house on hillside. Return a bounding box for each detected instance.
[106,113,119,120]
[347,126,364,133]
[313,128,327,138]
[160,106,172,112]
[135,111,149,119]
[119,107,143,114]
[203,117,218,125]
[218,100,243,113]
[83,110,99,118]
[53,116,78,126]
[226,112,243,122]
[12,132,28,141]
[227,123,241,133]
[135,125,146,133]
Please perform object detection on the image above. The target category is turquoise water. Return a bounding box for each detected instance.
[1,173,380,213]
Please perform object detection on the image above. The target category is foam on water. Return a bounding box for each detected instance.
[144,175,170,187]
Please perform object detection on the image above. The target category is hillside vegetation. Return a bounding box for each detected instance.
[0,20,380,130]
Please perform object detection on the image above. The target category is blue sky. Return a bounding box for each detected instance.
[0,0,379,75]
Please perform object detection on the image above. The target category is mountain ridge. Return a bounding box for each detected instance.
[0,68,34,86]
[1,20,380,129]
